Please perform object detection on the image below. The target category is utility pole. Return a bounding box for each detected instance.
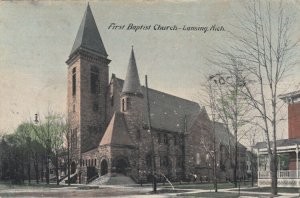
[46,116,50,184]
[208,77,218,192]
[145,75,157,193]
[67,129,71,186]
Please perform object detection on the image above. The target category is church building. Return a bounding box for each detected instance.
[66,4,246,184]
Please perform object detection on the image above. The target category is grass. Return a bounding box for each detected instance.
[0,181,69,190]
[231,187,300,194]
[178,192,260,197]
[162,181,252,190]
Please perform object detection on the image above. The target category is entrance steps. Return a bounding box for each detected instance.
[88,173,135,186]
[59,172,77,185]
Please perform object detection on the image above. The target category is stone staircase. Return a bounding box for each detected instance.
[59,172,77,185]
[88,173,135,186]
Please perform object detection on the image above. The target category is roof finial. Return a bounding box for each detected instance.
[131,45,134,50]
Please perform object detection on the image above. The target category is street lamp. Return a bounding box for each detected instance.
[34,114,39,124]
[145,75,157,193]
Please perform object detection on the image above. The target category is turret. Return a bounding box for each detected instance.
[121,47,144,140]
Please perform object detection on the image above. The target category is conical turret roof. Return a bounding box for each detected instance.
[70,4,108,57]
[122,47,142,95]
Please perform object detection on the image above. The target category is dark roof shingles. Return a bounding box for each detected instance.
[116,78,200,133]
[70,4,107,57]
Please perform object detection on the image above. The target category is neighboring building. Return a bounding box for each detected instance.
[246,150,257,182]
[65,4,247,184]
[255,90,300,187]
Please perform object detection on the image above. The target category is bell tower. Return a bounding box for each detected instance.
[66,4,111,161]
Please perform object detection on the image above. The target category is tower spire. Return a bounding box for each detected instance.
[122,47,142,96]
[69,4,108,58]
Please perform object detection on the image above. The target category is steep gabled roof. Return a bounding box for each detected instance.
[116,78,200,133]
[214,122,244,148]
[122,47,142,95]
[70,4,108,57]
[100,112,134,146]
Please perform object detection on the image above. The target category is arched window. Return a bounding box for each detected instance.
[157,133,161,144]
[111,95,114,106]
[176,156,182,168]
[121,97,130,112]
[196,153,200,165]
[163,156,169,167]
[136,129,141,140]
[174,135,177,145]
[163,134,168,145]
[122,98,125,112]
[146,154,152,168]
[90,66,100,94]
[72,67,76,96]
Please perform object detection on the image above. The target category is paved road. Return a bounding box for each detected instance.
[0,184,299,197]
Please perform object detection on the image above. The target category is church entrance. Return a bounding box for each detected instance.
[100,159,108,176]
[115,158,128,175]
[71,161,76,174]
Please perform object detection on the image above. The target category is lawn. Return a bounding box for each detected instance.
[0,181,71,190]
[162,182,252,190]
[231,187,300,194]
[177,192,261,197]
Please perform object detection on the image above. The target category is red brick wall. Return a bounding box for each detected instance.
[288,102,300,139]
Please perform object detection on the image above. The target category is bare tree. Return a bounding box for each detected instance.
[60,117,72,186]
[199,78,219,192]
[212,0,298,195]
[207,66,251,187]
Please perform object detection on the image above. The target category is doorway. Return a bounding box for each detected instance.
[101,159,108,176]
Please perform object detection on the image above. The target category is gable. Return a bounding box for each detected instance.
[100,112,134,146]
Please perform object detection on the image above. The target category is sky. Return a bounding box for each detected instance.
[0,0,300,143]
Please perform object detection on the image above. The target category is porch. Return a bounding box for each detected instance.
[255,138,300,187]
[258,170,300,187]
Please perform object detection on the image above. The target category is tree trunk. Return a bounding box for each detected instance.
[67,136,71,186]
[234,136,238,187]
[34,159,39,184]
[46,154,49,184]
[41,158,44,183]
[270,154,278,196]
[27,162,31,183]
[214,157,218,192]
[55,155,59,185]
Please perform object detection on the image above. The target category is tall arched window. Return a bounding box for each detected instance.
[72,67,76,96]
[90,66,100,94]
[163,156,169,167]
[121,97,130,112]
[122,98,125,112]
[196,153,200,165]
[146,154,152,168]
